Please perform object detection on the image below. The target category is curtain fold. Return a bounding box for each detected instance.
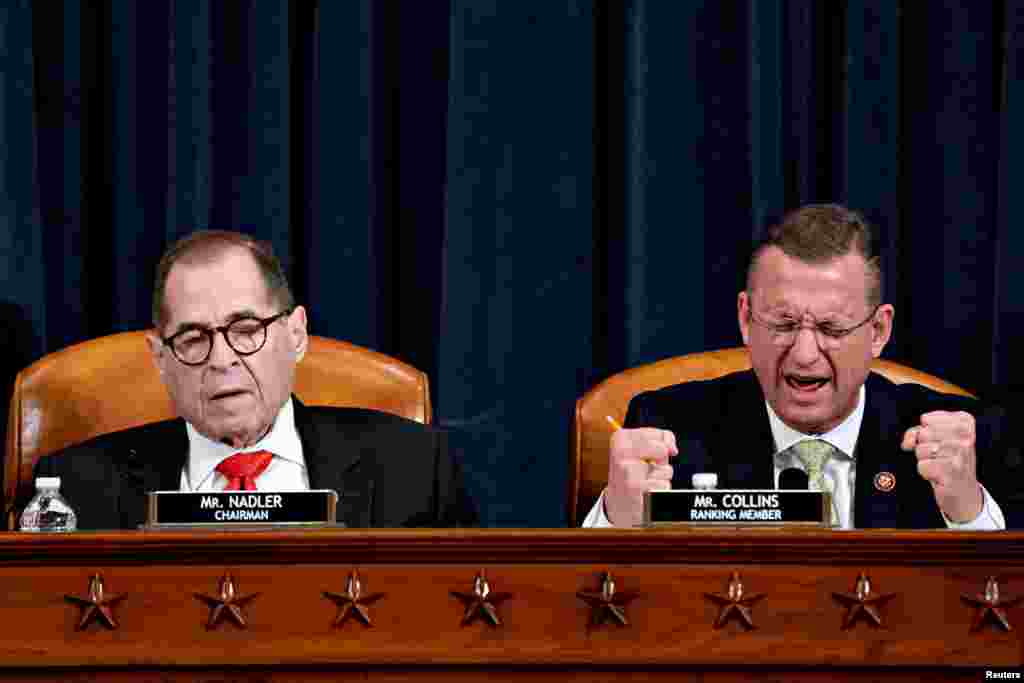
[995,1,1024,391]
[0,0,42,354]
[440,0,593,525]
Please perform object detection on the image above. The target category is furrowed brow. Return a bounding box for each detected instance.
[224,309,263,324]
[167,321,208,338]
[166,309,263,337]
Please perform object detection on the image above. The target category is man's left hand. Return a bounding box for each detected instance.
[901,411,983,523]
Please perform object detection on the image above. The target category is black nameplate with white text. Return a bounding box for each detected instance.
[644,489,830,526]
[145,490,339,528]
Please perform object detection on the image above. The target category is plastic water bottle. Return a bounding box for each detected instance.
[19,477,77,532]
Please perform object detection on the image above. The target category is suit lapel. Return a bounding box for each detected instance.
[293,398,372,527]
[113,401,376,528]
[116,420,189,528]
[715,371,775,489]
[854,373,943,528]
[853,376,900,528]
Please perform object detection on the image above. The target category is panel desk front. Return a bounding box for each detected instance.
[0,528,1020,681]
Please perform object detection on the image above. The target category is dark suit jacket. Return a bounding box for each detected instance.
[626,370,1023,529]
[33,398,477,530]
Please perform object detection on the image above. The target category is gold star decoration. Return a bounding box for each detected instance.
[64,573,127,631]
[961,576,1024,632]
[576,571,640,627]
[323,570,385,627]
[194,572,260,630]
[704,571,766,629]
[450,570,512,626]
[832,572,897,629]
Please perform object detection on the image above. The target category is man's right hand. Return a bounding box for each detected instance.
[604,427,678,526]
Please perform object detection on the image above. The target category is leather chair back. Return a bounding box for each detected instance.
[568,347,974,526]
[5,332,431,527]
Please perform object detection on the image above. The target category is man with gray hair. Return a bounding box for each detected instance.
[35,230,476,529]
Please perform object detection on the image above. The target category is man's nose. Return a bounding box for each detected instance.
[789,325,823,365]
[207,331,239,368]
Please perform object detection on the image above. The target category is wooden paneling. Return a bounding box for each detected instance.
[0,529,1020,679]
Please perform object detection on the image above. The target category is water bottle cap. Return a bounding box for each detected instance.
[692,472,718,489]
[35,476,61,490]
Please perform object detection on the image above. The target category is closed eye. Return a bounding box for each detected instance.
[771,321,800,333]
[177,329,207,344]
[818,324,849,338]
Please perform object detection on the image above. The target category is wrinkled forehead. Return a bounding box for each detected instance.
[750,248,871,316]
[162,248,275,326]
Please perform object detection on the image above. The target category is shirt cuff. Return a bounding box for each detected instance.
[581,489,615,527]
[942,484,1006,530]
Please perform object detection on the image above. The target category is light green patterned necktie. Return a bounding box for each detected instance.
[791,439,838,525]
[792,439,834,493]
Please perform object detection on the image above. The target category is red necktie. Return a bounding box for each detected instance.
[215,450,274,491]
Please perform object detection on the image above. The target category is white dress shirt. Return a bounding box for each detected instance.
[180,398,310,492]
[583,385,1005,529]
[767,387,863,529]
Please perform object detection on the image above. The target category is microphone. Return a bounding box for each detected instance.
[779,467,809,490]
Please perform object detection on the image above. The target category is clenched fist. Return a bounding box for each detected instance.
[604,427,677,526]
[901,410,983,523]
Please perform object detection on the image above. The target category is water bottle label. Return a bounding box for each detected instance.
[20,510,39,531]
[20,494,77,532]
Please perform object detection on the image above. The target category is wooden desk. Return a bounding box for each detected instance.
[0,529,1021,681]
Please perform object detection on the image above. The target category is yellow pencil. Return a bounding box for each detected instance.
[606,415,658,467]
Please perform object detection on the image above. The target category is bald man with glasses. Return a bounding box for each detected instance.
[33,231,476,530]
[587,205,1022,530]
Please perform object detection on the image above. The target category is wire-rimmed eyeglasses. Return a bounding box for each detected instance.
[161,309,293,366]
[747,303,880,349]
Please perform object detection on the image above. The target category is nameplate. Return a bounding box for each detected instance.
[643,489,831,526]
[145,490,338,528]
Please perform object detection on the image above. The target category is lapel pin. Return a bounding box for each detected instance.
[873,471,895,493]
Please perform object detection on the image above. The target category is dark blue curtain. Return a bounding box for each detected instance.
[2,1,1022,526]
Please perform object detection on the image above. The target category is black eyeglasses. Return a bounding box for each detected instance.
[161,309,293,366]
[747,303,880,350]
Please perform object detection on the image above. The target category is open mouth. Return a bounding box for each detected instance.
[785,374,830,392]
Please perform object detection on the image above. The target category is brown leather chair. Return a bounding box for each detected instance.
[568,347,974,526]
[4,332,432,528]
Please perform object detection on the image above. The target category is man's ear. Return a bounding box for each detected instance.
[870,304,895,358]
[145,329,165,376]
[288,306,309,363]
[737,291,752,346]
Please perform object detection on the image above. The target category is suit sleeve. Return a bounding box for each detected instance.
[624,391,660,429]
[910,386,1023,530]
[973,400,1024,529]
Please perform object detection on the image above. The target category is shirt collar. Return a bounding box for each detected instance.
[766,384,865,458]
[185,397,301,490]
